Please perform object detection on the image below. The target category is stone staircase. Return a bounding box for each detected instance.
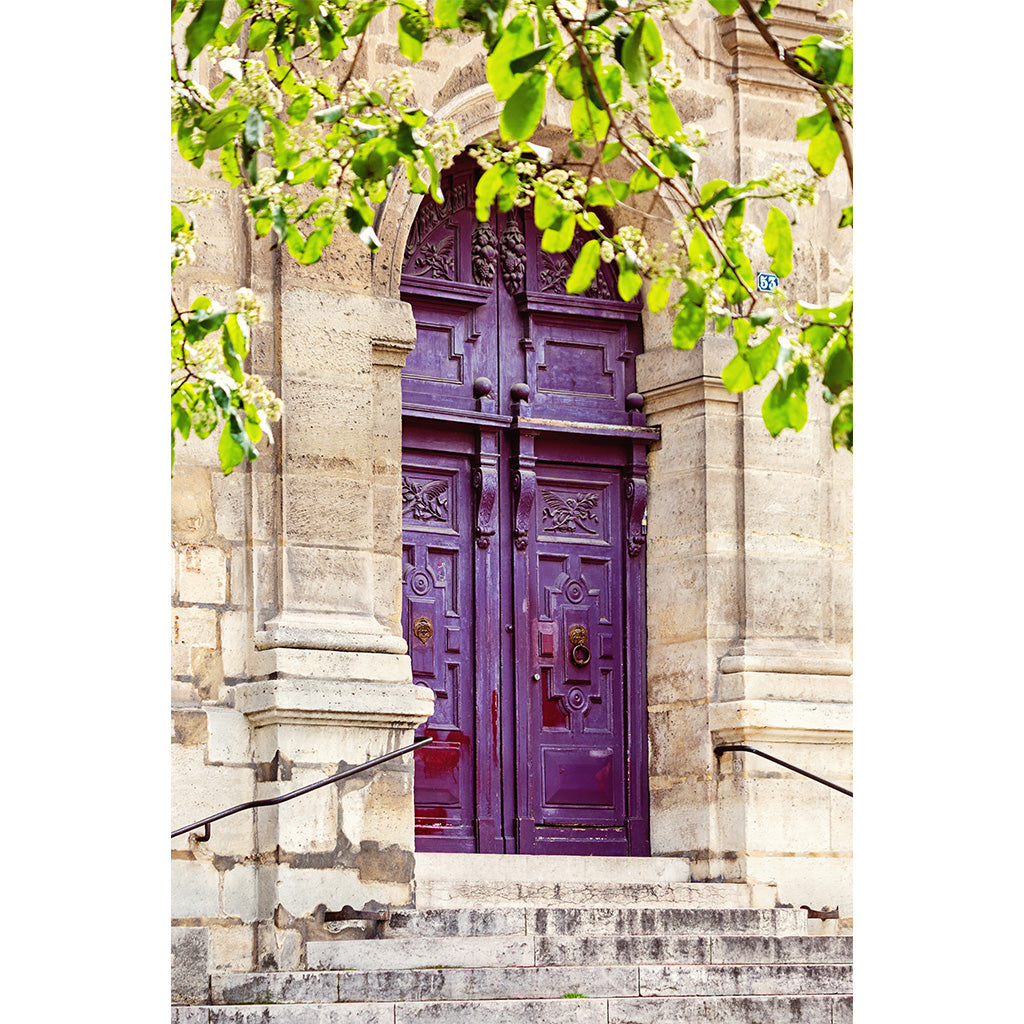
[173,855,852,1023]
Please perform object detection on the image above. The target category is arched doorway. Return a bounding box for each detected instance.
[400,158,656,855]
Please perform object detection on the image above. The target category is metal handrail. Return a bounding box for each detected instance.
[172,736,434,841]
[713,744,852,797]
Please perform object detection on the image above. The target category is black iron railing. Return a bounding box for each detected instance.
[172,736,434,841]
[713,744,852,797]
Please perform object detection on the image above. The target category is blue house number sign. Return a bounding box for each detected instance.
[757,272,779,292]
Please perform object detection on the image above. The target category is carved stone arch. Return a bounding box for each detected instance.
[372,85,502,299]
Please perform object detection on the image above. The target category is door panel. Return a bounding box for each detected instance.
[516,461,630,853]
[401,441,478,850]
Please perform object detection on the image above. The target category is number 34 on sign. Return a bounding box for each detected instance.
[757,272,779,292]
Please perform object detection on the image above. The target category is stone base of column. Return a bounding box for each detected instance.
[235,645,434,970]
[709,643,852,924]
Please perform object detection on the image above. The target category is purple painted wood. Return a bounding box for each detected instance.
[400,158,654,855]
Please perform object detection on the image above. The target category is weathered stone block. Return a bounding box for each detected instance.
[172,926,210,1005]
[283,474,373,548]
[171,747,255,856]
[206,707,252,765]
[172,859,222,920]
[173,466,216,544]
[281,546,374,615]
[211,472,246,543]
[177,545,228,605]
[221,864,259,922]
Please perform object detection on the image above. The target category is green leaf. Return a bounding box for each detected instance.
[566,239,601,294]
[533,183,563,230]
[500,71,547,141]
[601,141,624,163]
[554,52,585,100]
[346,0,387,36]
[433,0,462,28]
[397,9,428,63]
[721,351,753,391]
[762,363,809,435]
[706,0,739,13]
[487,14,535,102]
[171,204,190,234]
[807,122,842,176]
[641,15,664,65]
[243,107,264,149]
[247,18,275,51]
[617,260,642,301]
[796,109,830,140]
[475,162,509,220]
[823,341,853,396]
[648,79,682,138]
[570,96,610,143]
[764,206,793,277]
[672,289,706,349]
[621,21,649,88]
[687,228,715,272]
[185,0,226,61]
[224,314,249,358]
[838,205,852,228]
[831,402,852,450]
[699,178,729,206]
[510,44,555,75]
[629,164,660,193]
[220,143,241,184]
[287,91,313,124]
[646,274,671,314]
[814,40,845,84]
[748,328,781,382]
[541,215,576,253]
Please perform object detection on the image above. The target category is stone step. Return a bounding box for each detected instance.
[213,962,851,1005]
[381,906,805,939]
[176,993,852,1023]
[308,933,851,971]
[416,878,774,909]
[413,853,784,911]
[414,852,693,884]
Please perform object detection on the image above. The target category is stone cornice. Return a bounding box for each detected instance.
[236,678,435,731]
[709,698,852,745]
[642,375,739,415]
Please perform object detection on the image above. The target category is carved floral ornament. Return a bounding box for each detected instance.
[542,490,599,534]
[402,476,449,522]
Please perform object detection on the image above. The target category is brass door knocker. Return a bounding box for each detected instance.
[568,625,590,667]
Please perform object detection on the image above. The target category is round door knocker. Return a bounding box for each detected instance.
[570,643,591,667]
[568,625,590,667]
[412,617,433,644]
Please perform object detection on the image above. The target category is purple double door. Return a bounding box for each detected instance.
[400,160,655,855]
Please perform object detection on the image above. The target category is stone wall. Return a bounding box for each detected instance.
[171,1,853,994]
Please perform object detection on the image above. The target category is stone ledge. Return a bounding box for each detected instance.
[719,641,851,677]
[256,614,408,656]
[236,678,435,731]
[709,700,852,746]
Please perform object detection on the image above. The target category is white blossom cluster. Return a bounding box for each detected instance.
[239,375,284,422]
[233,287,264,325]
[765,165,819,207]
[172,223,197,271]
